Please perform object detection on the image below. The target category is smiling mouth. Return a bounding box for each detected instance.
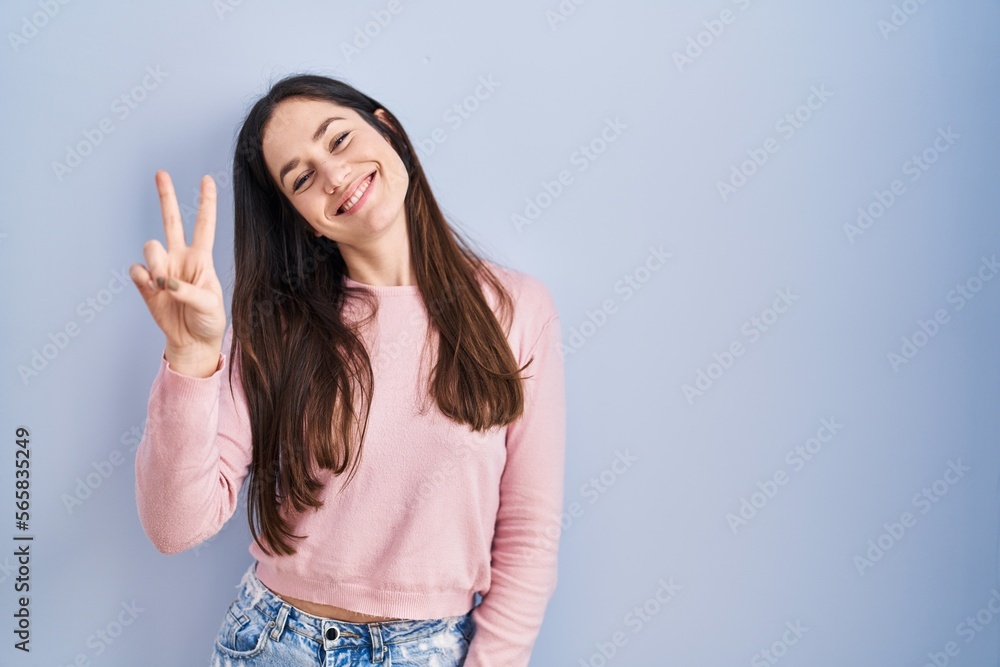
[336,172,376,215]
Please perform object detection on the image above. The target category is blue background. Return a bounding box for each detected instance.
[2,0,999,665]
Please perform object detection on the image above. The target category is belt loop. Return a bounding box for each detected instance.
[369,623,386,663]
[270,602,291,641]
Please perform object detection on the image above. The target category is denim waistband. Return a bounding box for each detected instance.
[235,561,472,648]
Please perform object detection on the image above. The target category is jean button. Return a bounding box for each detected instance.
[326,626,340,641]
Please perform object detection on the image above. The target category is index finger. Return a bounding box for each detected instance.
[155,170,187,252]
[191,175,217,252]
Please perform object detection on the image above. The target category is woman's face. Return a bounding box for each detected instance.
[261,97,409,245]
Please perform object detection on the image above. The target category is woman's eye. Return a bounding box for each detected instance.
[331,131,350,151]
[292,131,351,193]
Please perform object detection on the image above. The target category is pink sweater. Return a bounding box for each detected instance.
[134,262,566,666]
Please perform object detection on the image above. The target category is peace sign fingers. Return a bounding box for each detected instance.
[155,170,188,252]
[191,175,218,253]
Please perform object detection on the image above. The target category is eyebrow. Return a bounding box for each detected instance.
[278,116,346,189]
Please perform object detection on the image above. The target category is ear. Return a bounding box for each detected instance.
[373,108,394,141]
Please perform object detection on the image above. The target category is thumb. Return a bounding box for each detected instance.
[162,275,217,313]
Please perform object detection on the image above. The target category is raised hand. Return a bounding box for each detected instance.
[129,171,227,377]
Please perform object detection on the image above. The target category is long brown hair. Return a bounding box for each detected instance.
[229,74,532,556]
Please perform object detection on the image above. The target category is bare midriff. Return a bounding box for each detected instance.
[263,584,404,623]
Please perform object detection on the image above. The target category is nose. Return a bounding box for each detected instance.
[320,159,351,194]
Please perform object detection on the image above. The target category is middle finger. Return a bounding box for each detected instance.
[155,170,187,252]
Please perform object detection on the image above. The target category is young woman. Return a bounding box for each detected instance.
[129,74,566,666]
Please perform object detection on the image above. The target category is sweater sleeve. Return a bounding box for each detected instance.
[464,312,567,667]
[134,323,254,554]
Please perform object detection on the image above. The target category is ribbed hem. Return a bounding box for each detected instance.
[157,351,226,402]
[343,274,420,297]
[253,560,476,621]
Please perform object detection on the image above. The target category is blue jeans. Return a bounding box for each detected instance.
[210,562,475,666]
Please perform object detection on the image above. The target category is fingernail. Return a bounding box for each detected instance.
[156,277,165,289]
[147,280,155,290]
[167,278,179,291]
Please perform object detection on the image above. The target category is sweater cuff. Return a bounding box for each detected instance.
[156,351,227,402]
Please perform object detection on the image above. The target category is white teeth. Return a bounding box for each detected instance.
[340,174,373,213]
